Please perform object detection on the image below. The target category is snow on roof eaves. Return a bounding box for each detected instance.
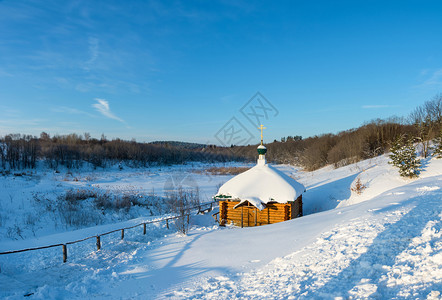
[215,163,305,210]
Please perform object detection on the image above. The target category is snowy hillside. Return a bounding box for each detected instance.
[0,155,441,299]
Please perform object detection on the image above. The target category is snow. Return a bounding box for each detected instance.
[215,161,305,210]
[0,161,243,242]
[1,155,441,299]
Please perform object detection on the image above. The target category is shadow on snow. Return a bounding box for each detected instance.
[303,172,361,215]
[303,193,442,299]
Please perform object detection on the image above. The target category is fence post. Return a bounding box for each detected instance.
[96,236,101,251]
[143,223,146,235]
[121,229,124,240]
[166,219,169,229]
[62,244,67,263]
[187,214,190,224]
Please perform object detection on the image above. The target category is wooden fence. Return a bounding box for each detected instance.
[0,201,217,264]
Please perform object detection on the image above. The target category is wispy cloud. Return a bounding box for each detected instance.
[92,98,125,123]
[84,37,99,71]
[0,118,47,126]
[362,105,396,109]
[0,68,13,77]
[419,69,429,76]
[52,106,95,117]
[0,106,21,118]
[420,68,442,86]
[414,68,442,89]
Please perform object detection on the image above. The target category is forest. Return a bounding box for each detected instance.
[1,94,440,172]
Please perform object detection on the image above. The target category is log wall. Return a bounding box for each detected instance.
[219,195,303,227]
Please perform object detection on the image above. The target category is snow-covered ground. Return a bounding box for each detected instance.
[0,155,441,299]
[0,162,246,242]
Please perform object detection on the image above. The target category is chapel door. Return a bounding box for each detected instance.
[246,206,256,226]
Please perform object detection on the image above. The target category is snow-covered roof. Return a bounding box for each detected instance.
[215,163,305,210]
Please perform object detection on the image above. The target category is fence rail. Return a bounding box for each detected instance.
[0,201,217,263]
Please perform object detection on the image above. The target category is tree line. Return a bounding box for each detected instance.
[1,94,440,172]
[0,133,244,171]
[229,118,416,171]
[230,93,441,171]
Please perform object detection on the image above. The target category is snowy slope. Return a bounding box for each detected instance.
[173,175,441,299]
[0,155,441,299]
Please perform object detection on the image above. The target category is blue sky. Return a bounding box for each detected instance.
[1,0,442,145]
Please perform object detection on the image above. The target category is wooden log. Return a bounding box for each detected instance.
[267,207,270,224]
[220,201,228,226]
[268,220,284,224]
[267,217,285,221]
[226,217,284,224]
[121,229,124,240]
[259,211,287,216]
[62,244,67,263]
[254,208,257,226]
[96,236,101,251]
[143,223,146,235]
[227,210,243,215]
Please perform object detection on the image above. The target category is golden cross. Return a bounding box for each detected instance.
[258,124,266,145]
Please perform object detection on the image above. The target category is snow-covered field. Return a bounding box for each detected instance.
[0,162,245,242]
[0,155,441,299]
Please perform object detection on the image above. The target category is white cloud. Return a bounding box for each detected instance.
[92,98,125,123]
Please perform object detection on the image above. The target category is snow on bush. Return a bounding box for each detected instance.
[389,136,422,178]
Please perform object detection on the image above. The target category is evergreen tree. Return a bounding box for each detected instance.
[389,136,404,168]
[389,136,421,178]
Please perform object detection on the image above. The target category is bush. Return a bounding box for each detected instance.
[56,189,101,227]
[199,166,250,175]
[94,193,113,210]
[63,189,97,202]
[164,186,200,235]
[351,178,367,195]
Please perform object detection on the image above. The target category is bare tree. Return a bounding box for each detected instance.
[84,132,91,142]
[410,95,442,158]
[425,93,442,129]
